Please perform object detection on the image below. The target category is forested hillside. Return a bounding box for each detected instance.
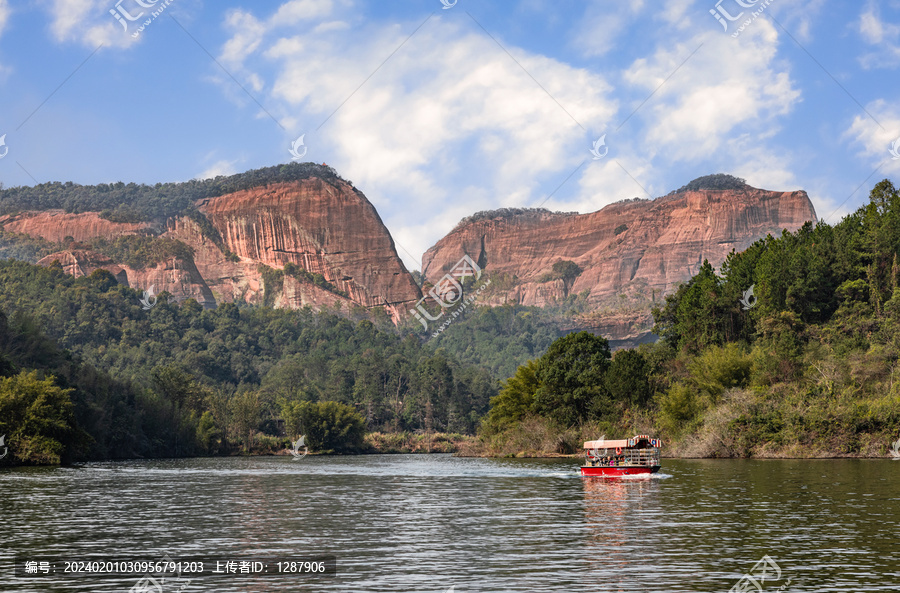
[423,304,564,379]
[0,259,494,465]
[473,179,900,458]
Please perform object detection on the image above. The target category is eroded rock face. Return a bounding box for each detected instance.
[37,249,217,308]
[163,216,266,306]
[121,257,217,309]
[194,179,421,322]
[37,250,128,284]
[10,174,817,343]
[423,186,818,344]
[14,177,422,322]
[0,211,151,243]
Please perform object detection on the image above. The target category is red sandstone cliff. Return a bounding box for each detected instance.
[2,177,421,321]
[422,185,817,345]
[0,211,152,243]
[190,178,420,319]
[2,172,818,342]
[37,249,217,308]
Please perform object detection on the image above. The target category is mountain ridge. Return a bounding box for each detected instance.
[423,177,817,345]
[0,168,817,344]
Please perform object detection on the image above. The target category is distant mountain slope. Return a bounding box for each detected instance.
[423,175,817,346]
[0,164,422,322]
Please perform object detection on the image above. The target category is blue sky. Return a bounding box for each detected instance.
[0,0,899,271]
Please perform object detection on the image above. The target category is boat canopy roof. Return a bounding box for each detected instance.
[583,434,662,450]
[583,439,628,449]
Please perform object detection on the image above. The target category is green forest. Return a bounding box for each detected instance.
[0,258,499,464]
[473,179,900,458]
[2,176,899,465]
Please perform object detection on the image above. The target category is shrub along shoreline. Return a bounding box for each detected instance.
[453,412,899,459]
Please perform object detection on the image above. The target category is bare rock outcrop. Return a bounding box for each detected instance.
[37,249,216,308]
[10,176,422,322]
[423,185,818,345]
[0,211,151,243]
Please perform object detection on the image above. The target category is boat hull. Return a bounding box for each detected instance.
[580,465,659,477]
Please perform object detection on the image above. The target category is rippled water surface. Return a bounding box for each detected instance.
[2,455,899,592]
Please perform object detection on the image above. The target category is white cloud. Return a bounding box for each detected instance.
[0,0,9,37]
[656,0,695,29]
[43,0,200,49]
[769,0,827,43]
[844,99,900,167]
[216,7,618,266]
[197,158,241,180]
[626,22,800,162]
[566,158,656,215]
[46,0,137,48]
[820,100,900,223]
[557,7,808,220]
[571,1,646,57]
[313,20,349,33]
[857,0,900,68]
[0,0,9,76]
[220,9,266,66]
[269,0,335,26]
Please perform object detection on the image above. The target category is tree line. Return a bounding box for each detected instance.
[0,162,348,223]
[477,179,900,458]
[0,259,495,465]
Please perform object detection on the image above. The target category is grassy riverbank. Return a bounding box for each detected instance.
[363,431,476,453]
[256,432,478,456]
[457,384,900,459]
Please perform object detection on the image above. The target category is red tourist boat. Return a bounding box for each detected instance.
[580,434,662,477]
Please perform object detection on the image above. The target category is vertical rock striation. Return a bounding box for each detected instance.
[422,185,818,345]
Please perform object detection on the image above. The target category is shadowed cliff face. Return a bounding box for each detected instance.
[9,177,422,322]
[422,186,818,345]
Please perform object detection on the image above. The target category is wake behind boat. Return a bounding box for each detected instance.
[580,434,662,477]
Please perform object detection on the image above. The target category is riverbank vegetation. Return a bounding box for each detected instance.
[469,180,900,458]
[0,260,494,465]
[2,179,899,465]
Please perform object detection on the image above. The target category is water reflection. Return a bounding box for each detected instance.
[3,457,899,592]
[582,477,660,592]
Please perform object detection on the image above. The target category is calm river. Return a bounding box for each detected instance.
[1,455,898,592]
